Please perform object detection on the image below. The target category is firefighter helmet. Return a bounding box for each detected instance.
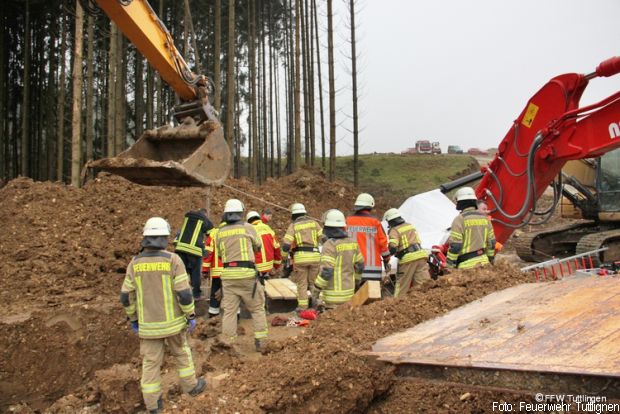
[246,210,261,222]
[454,187,477,202]
[290,203,307,215]
[143,217,171,236]
[383,208,401,222]
[224,199,245,213]
[324,209,346,227]
[354,193,375,209]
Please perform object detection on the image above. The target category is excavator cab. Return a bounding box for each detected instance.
[598,149,620,213]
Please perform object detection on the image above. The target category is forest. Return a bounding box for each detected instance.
[0,0,362,186]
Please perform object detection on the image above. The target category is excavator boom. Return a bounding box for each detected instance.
[89,0,231,186]
[476,57,620,245]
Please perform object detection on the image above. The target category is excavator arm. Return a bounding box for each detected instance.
[479,57,620,245]
[88,0,231,186]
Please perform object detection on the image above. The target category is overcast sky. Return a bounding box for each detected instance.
[330,0,620,155]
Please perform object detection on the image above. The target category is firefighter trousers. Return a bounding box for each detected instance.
[140,331,197,410]
[221,278,268,341]
[177,252,204,299]
[290,263,320,309]
[395,259,430,297]
[209,277,222,316]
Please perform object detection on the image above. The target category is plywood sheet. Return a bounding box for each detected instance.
[265,278,298,300]
[370,275,620,377]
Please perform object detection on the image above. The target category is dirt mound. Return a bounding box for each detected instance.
[0,170,362,410]
[175,263,532,413]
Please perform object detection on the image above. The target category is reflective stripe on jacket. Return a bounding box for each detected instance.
[447,207,496,269]
[214,223,261,279]
[315,238,364,305]
[283,216,322,265]
[346,212,389,279]
[388,222,427,264]
[175,211,211,257]
[251,220,282,272]
[121,250,194,339]
[203,223,225,278]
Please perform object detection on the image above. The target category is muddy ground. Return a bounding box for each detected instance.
[1,170,554,413]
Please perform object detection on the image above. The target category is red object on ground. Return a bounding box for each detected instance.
[299,309,318,320]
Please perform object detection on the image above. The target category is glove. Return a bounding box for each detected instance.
[130,320,139,334]
[188,319,196,333]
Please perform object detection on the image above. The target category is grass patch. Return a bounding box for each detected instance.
[335,153,479,207]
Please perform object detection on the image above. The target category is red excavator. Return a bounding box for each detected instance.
[440,57,620,265]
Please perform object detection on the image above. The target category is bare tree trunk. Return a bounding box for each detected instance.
[213,0,222,112]
[294,0,302,171]
[307,0,316,166]
[21,0,31,177]
[261,11,268,182]
[135,53,144,138]
[85,13,94,168]
[312,0,326,169]
[57,7,68,180]
[0,10,7,178]
[106,22,117,157]
[184,0,202,74]
[349,0,359,187]
[268,2,275,178]
[146,65,154,130]
[225,0,235,159]
[249,0,258,181]
[70,0,84,187]
[156,0,164,125]
[274,52,282,178]
[327,0,336,181]
[301,0,309,164]
[114,33,125,154]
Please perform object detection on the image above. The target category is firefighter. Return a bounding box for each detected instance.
[247,211,282,281]
[447,187,496,269]
[383,208,430,296]
[214,199,268,351]
[314,209,364,308]
[203,222,226,317]
[282,203,323,310]
[174,209,213,299]
[120,217,205,414]
[346,193,390,284]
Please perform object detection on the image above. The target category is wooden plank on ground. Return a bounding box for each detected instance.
[264,280,284,299]
[350,281,381,307]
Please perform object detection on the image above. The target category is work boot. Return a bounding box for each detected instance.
[189,377,207,397]
[148,397,163,414]
[255,338,265,352]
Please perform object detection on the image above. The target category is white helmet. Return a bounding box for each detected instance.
[383,208,401,222]
[324,209,346,227]
[143,217,171,236]
[454,187,477,202]
[354,193,375,209]
[290,203,307,215]
[246,210,261,222]
[224,199,245,213]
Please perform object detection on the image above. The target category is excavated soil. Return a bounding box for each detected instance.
[1,170,545,413]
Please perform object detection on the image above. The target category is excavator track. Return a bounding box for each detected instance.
[514,222,598,262]
[515,222,620,264]
[576,228,620,265]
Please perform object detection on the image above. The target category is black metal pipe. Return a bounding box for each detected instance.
[439,171,484,193]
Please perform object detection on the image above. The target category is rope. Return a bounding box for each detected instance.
[220,183,291,213]
[219,182,321,221]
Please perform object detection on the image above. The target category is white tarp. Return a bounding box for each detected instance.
[382,189,458,250]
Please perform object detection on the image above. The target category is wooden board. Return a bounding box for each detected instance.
[265,278,298,300]
[370,274,620,377]
[350,280,382,307]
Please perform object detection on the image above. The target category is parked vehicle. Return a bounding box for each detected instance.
[447,145,463,154]
[467,148,489,156]
[415,140,432,154]
[432,142,442,154]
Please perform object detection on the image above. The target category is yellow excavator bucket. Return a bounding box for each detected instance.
[89,117,231,186]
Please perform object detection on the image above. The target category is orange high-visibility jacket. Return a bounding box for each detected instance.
[251,220,282,273]
[203,225,224,278]
[346,211,390,281]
